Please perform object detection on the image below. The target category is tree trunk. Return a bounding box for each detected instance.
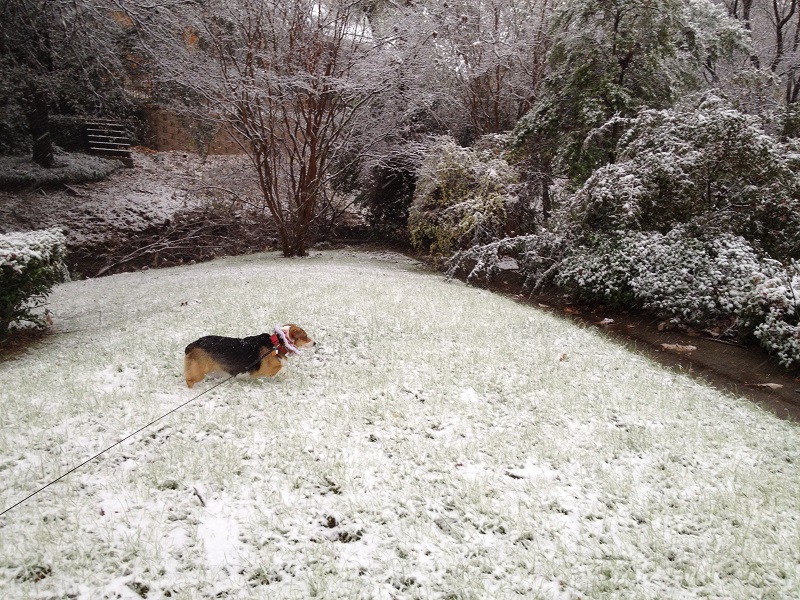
[25,89,54,168]
[282,229,308,258]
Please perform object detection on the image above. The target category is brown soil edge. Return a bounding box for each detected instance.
[432,262,800,423]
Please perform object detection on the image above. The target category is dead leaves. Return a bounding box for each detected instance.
[660,343,697,354]
[752,383,784,390]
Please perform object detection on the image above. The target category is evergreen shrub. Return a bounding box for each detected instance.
[556,228,800,368]
[565,94,800,261]
[0,229,68,337]
[409,136,518,255]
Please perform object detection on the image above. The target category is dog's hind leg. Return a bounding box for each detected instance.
[184,348,217,388]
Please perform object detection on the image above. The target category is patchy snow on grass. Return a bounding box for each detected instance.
[1,250,799,599]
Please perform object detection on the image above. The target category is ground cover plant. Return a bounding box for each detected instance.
[555,229,800,369]
[1,251,799,599]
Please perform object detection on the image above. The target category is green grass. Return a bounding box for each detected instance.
[0,250,798,599]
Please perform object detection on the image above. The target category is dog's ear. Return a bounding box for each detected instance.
[287,325,314,346]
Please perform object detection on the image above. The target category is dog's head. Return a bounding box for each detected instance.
[281,324,315,349]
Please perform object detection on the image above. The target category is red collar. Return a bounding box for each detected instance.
[270,333,291,356]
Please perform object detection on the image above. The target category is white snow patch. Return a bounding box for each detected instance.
[197,503,243,571]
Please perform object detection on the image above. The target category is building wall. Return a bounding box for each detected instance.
[142,107,244,155]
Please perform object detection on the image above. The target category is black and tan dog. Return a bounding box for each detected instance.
[184,324,314,388]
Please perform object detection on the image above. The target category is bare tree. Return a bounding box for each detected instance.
[765,0,800,106]
[440,0,552,135]
[722,0,761,66]
[719,0,800,132]
[396,0,553,140]
[135,0,395,257]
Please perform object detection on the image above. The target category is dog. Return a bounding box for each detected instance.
[183,324,314,388]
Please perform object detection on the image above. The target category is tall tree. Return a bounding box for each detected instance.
[721,0,760,66]
[422,0,553,138]
[347,0,554,234]
[719,0,800,134]
[0,0,132,166]
[763,0,800,130]
[375,0,553,141]
[514,0,748,212]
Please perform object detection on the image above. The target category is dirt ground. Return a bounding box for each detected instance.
[2,149,799,421]
[0,150,278,276]
[0,149,208,245]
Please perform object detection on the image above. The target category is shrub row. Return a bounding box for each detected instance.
[556,229,800,368]
[424,95,800,371]
[447,227,799,368]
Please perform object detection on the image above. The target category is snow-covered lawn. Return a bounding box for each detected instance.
[1,250,798,599]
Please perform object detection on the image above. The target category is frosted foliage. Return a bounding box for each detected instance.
[1,228,67,332]
[409,135,518,255]
[557,229,800,367]
[756,312,800,369]
[0,228,66,273]
[447,231,570,290]
[566,94,800,260]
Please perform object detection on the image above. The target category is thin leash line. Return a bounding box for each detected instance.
[0,362,259,519]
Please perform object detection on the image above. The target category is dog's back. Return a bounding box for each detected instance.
[185,334,272,376]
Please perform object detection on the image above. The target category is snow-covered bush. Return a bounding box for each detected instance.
[409,136,519,255]
[556,228,800,367]
[756,311,800,369]
[750,264,800,368]
[0,228,67,336]
[565,94,800,261]
[447,230,570,291]
[555,232,644,307]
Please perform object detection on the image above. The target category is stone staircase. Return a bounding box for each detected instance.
[85,120,133,167]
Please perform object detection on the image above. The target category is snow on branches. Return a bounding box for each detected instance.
[566,93,800,261]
